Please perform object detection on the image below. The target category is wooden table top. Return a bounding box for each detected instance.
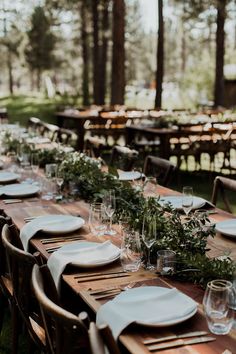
[1,184,236,354]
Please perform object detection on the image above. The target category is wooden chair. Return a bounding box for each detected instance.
[27,117,45,134]
[41,122,60,142]
[84,136,107,158]
[57,127,78,147]
[143,155,176,187]
[211,176,236,213]
[109,145,138,171]
[88,322,121,354]
[31,264,91,354]
[2,224,47,353]
[0,216,14,334]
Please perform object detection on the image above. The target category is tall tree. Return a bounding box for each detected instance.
[214,0,227,107]
[81,1,90,106]
[155,0,164,109]
[25,6,56,91]
[98,0,110,104]
[92,0,100,104]
[111,0,125,105]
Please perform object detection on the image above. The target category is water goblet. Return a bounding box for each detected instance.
[182,186,193,216]
[141,214,157,270]
[203,279,234,335]
[103,190,116,236]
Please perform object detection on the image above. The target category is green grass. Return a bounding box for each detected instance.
[0,94,79,126]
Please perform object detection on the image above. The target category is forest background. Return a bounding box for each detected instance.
[0,0,236,115]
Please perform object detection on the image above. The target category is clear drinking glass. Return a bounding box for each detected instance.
[203,279,234,335]
[31,152,39,175]
[120,230,142,272]
[182,186,193,216]
[141,214,157,270]
[103,190,116,236]
[89,202,106,237]
[156,250,176,275]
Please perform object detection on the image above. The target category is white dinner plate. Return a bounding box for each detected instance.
[0,183,39,197]
[0,172,20,183]
[29,214,85,234]
[60,241,120,267]
[115,286,197,327]
[118,171,143,181]
[159,195,206,210]
[215,219,236,238]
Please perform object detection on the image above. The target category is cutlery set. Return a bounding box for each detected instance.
[143,331,215,351]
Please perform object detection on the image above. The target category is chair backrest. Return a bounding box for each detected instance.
[143,155,176,186]
[27,117,44,134]
[89,322,121,354]
[110,145,138,171]
[211,176,236,213]
[41,122,60,141]
[84,136,106,158]
[1,224,46,349]
[57,127,77,146]
[32,264,91,354]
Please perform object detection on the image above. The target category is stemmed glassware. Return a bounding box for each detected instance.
[56,164,64,200]
[31,152,39,175]
[103,190,116,235]
[182,186,193,216]
[141,214,157,270]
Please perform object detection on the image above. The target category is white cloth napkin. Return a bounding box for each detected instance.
[96,286,197,339]
[20,215,83,251]
[47,241,120,290]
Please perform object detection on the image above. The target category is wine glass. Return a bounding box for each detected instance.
[141,214,157,270]
[56,165,64,200]
[182,186,193,216]
[103,190,116,236]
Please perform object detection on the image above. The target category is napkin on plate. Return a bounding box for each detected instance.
[47,241,120,290]
[20,215,73,250]
[96,286,197,339]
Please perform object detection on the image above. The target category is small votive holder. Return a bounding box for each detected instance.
[156,250,176,275]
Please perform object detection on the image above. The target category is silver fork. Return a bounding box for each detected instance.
[92,283,137,300]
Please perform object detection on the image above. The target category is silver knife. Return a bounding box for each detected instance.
[143,331,208,345]
[148,336,215,351]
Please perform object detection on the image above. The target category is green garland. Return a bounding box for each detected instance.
[3,136,236,287]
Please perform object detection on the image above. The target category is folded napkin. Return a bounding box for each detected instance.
[47,241,120,290]
[96,286,197,339]
[20,215,83,251]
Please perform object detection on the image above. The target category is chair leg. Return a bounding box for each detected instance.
[0,291,6,334]
[11,302,19,354]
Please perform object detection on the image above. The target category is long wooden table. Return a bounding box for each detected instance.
[2,185,236,354]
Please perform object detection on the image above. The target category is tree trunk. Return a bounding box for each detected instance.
[92,0,100,104]
[81,1,90,107]
[98,0,110,105]
[7,49,14,95]
[36,68,41,91]
[214,0,226,108]
[111,0,125,106]
[155,0,164,109]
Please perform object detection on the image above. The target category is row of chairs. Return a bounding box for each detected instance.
[84,138,177,187]
[28,117,78,147]
[0,219,120,354]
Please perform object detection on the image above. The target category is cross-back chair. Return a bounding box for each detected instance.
[41,122,60,142]
[84,136,107,158]
[27,117,45,135]
[31,264,91,354]
[211,176,236,213]
[89,322,121,354]
[2,223,47,353]
[143,155,176,186]
[57,127,77,147]
[109,145,138,171]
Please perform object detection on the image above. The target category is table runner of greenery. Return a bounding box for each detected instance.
[3,133,236,287]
